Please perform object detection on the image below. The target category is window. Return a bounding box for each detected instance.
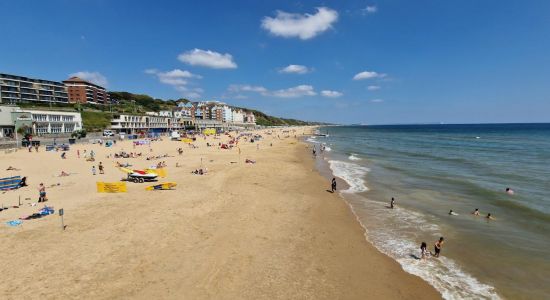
[36,125,48,135]
[49,115,61,122]
[62,116,73,122]
[33,114,47,121]
[64,124,75,132]
[50,124,62,133]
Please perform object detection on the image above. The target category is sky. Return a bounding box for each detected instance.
[1,0,549,124]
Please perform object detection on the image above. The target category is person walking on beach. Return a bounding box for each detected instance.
[38,183,47,202]
[98,162,104,174]
[331,178,337,193]
[77,149,80,159]
[434,237,444,258]
[92,166,96,176]
[390,197,395,209]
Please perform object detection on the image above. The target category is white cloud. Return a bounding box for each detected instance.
[178,48,237,69]
[146,68,203,99]
[261,7,338,40]
[279,64,311,74]
[367,85,381,91]
[353,71,386,80]
[69,71,108,87]
[271,85,316,98]
[227,84,317,98]
[321,90,343,98]
[228,84,268,93]
[370,99,384,103]
[362,5,377,14]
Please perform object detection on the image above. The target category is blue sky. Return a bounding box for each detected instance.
[1,0,549,124]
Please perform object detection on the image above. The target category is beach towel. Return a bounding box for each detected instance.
[0,176,22,191]
[6,220,22,227]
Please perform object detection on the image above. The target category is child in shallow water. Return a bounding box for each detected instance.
[420,242,428,259]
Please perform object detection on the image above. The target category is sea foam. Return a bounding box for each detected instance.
[328,160,370,193]
[350,199,501,300]
[349,153,361,161]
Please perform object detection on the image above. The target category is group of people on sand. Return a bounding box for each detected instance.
[191,168,208,175]
[156,161,167,168]
[146,154,171,161]
[91,162,105,175]
[113,151,142,158]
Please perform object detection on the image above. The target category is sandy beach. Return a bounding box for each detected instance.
[0,127,440,299]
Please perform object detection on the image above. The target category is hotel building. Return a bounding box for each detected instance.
[0,73,69,105]
[63,76,110,104]
[110,113,194,134]
[0,105,82,137]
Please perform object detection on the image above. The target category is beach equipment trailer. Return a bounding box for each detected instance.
[118,167,158,183]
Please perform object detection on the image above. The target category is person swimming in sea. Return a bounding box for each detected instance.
[506,187,514,195]
[449,209,458,216]
[472,208,480,216]
[486,213,495,220]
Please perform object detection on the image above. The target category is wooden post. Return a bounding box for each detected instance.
[59,208,65,230]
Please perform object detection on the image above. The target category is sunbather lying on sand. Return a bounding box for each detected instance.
[245,159,256,164]
[6,166,20,171]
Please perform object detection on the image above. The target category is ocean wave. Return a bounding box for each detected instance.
[348,198,501,300]
[328,160,370,193]
[349,153,362,161]
[306,137,317,143]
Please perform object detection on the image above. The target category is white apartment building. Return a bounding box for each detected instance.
[110,113,193,134]
[26,109,83,135]
[232,109,245,123]
[0,105,82,137]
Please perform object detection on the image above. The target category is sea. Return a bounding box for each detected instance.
[307,124,550,300]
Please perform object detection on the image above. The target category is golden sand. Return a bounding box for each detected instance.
[0,128,440,299]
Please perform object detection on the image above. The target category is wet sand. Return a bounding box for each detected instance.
[0,128,440,299]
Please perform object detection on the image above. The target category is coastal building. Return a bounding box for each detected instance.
[0,105,82,137]
[25,109,83,135]
[110,113,194,134]
[245,112,256,124]
[63,76,110,104]
[0,73,69,105]
[232,109,245,123]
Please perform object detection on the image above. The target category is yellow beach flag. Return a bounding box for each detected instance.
[97,182,128,193]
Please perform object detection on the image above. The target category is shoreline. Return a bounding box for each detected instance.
[0,128,440,299]
[306,127,511,299]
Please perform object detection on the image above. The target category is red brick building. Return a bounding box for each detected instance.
[63,77,110,104]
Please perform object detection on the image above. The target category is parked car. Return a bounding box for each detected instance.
[103,130,114,137]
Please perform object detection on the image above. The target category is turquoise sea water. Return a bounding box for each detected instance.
[309,124,550,299]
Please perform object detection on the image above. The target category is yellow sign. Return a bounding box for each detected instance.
[96,182,128,193]
[203,128,216,135]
